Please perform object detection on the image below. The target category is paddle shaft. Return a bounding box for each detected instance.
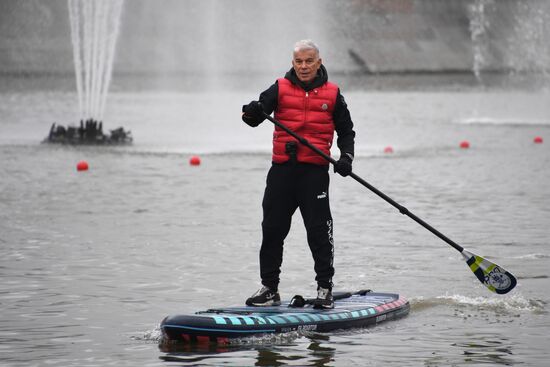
[263,113,465,253]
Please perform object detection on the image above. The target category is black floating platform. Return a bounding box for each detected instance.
[43,121,132,145]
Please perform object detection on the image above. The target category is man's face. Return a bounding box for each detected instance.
[292,49,322,83]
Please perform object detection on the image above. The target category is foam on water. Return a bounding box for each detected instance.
[130,325,163,343]
[410,293,546,314]
[455,117,550,126]
[514,253,550,260]
[227,331,303,346]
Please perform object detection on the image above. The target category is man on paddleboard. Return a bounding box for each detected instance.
[241,40,356,309]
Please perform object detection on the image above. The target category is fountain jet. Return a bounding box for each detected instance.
[45,0,131,145]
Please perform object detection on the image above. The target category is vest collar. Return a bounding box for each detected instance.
[284,64,328,92]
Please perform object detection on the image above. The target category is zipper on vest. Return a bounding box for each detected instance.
[304,91,309,125]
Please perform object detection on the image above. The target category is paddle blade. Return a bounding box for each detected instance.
[461,249,517,294]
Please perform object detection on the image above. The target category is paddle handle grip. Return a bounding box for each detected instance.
[263,112,464,253]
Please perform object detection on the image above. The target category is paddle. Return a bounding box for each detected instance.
[261,112,517,295]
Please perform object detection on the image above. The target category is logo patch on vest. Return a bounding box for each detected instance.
[321,103,328,110]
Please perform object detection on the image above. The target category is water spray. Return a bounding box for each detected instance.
[45,0,131,145]
[68,0,124,121]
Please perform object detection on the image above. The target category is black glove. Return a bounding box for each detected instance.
[242,100,264,119]
[334,154,353,177]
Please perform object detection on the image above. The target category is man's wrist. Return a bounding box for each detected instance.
[342,152,354,162]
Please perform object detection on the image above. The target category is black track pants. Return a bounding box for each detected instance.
[259,163,334,290]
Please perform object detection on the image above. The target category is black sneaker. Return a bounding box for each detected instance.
[246,286,281,307]
[312,287,334,309]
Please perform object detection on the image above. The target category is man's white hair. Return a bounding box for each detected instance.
[293,39,320,57]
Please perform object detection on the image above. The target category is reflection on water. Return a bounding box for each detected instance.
[450,334,515,366]
[157,325,527,366]
[159,337,336,367]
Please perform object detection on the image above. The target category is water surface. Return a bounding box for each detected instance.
[1,88,549,366]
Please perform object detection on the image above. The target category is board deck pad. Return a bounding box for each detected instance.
[161,292,409,344]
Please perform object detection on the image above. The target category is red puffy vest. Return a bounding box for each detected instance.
[273,78,338,165]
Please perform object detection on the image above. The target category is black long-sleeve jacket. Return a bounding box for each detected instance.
[242,65,356,159]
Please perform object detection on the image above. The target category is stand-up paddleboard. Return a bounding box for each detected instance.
[161,290,409,344]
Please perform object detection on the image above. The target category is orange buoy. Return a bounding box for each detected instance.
[534,136,543,144]
[189,156,201,166]
[459,141,470,149]
[76,161,89,171]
